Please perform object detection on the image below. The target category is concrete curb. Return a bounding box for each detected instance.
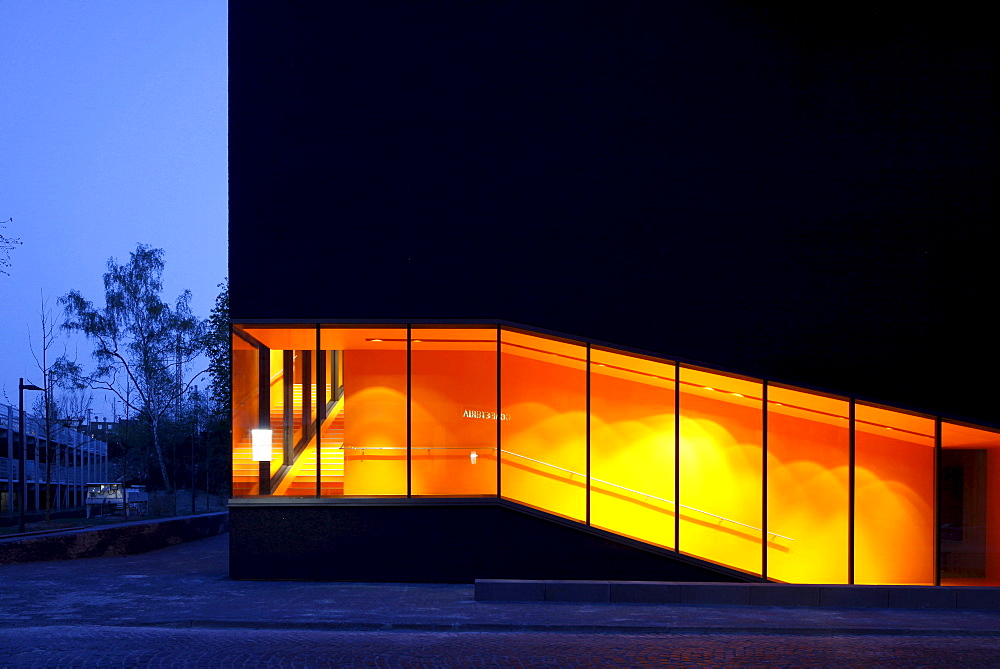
[476,579,1000,611]
[0,512,229,564]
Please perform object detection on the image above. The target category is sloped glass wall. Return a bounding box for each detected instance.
[232,322,1000,586]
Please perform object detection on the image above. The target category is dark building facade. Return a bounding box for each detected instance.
[229,2,1000,584]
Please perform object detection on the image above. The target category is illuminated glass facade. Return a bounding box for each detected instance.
[232,322,1000,586]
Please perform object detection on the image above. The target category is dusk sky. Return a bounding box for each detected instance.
[0,1,227,416]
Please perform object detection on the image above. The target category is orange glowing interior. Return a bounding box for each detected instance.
[333,328,408,496]
[767,386,849,584]
[410,328,497,497]
[231,332,259,496]
[679,366,763,576]
[854,403,935,585]
[231,323,1000,586]
[499,330,587,522]
[590,349,676,549]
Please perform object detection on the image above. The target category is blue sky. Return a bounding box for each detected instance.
[0,1,227,416]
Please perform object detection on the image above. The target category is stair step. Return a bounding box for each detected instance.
[235,407,346,496]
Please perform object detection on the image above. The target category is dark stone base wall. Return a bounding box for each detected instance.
[228,500,748,583]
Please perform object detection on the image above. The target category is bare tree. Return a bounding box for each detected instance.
[1,217,20,276]
[28,293,92,523]
[60,244,206,491]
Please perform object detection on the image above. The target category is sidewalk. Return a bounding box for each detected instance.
[1,533,999,636]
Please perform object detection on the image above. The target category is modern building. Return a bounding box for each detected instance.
[0,404,109,521]
[228,3,999,585]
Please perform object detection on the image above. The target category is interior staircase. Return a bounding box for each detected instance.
[232,383,329,496]
[275,408,345,495]
[232,434,258,496]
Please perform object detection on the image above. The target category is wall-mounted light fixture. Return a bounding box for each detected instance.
[252,429,273,495]
[252,429,273,461]
[470,451,478,465]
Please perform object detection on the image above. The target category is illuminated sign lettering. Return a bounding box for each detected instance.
[462,409,511,421]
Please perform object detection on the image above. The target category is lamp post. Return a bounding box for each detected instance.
[191,386,199,515]
[18,378,44,534]
[76,418,91,514]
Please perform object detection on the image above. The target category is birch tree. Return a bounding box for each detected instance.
[60,244,206,491]
[205,279,230,420]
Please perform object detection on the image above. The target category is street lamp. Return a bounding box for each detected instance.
[18,378,44,534]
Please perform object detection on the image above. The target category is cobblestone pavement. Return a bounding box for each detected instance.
[3,535,1000,636]
[2,627,1000,668]
[3,534,1000,666]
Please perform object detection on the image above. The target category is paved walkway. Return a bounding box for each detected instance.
[1,533,999,636]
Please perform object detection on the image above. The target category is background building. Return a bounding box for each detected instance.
[0,403,109,522]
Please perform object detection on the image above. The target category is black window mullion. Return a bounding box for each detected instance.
[848,398,856,585]
[406,324,412,498]
[762,380,768,581]
[674,362,681,553]
[316,325,322,498]
[496,326,502,499]
[585,343,591,526]
[934,416,942,586]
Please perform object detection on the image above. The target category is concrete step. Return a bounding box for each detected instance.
[474,579,1000,610]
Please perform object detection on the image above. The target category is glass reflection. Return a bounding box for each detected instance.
[322,327,408,496]
[854,403,935,585]
[500,330,587,522]
[231,330,260,496]
[767,386,849,583]
[590,349,676,549]
[679,367,763,576]
[411,328,497,496]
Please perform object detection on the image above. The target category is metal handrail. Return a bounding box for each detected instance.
[339,444,793,541]
[499,449,792,541]
[341,446,406,450]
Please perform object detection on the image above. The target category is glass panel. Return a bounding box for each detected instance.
[767,386,849,583]
[241,325,317,495]
[271,348,319,497]
[940,422,1000,586]
[411,327,497,496]
[500,329,586,522]
[855,403,935,584]
[320,326,407,496]
[590,349,676,549]
[231,329,260,496]
[679,367,763,576]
